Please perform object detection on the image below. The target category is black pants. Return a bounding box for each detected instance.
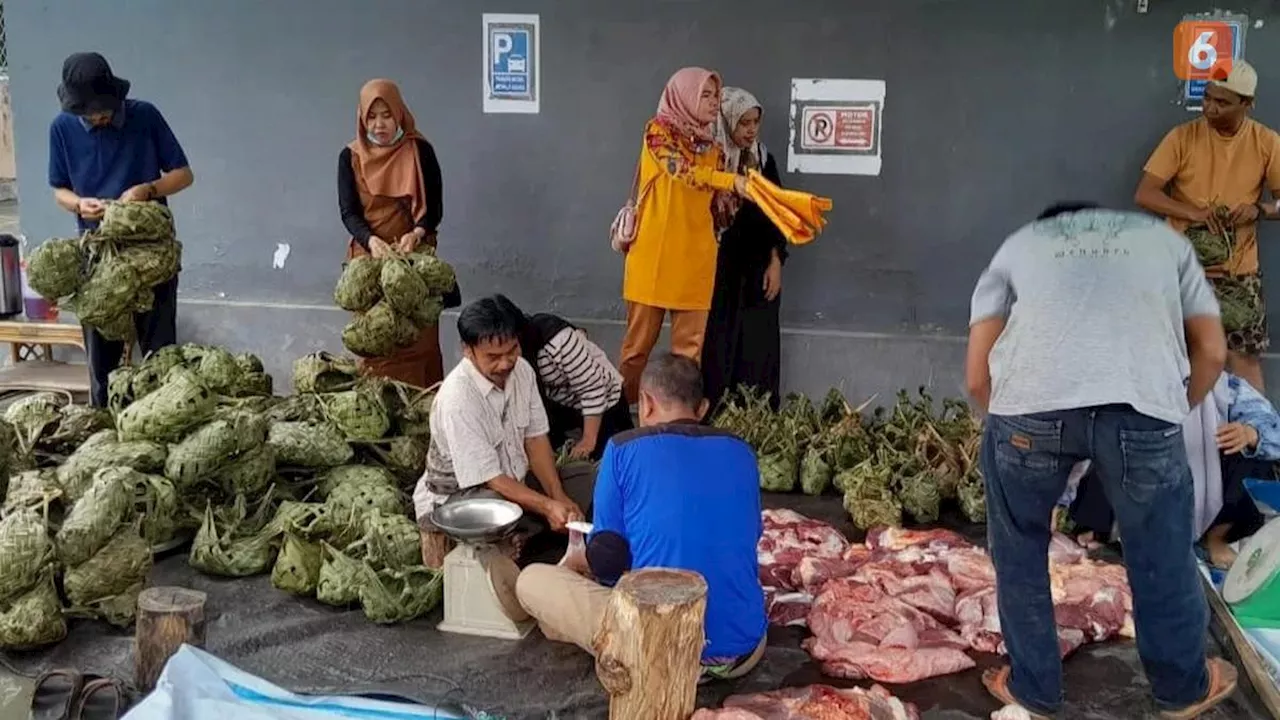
[544,395,634,460]
[1070,451,1275,543]
[85,277,179,408]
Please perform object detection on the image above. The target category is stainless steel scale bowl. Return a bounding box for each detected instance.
[430,498,523,543]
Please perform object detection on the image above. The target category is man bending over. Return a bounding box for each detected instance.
[515,353,767,681]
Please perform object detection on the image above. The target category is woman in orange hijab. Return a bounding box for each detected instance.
[337,79,446,387]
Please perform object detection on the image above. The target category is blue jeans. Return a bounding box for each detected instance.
[981,405,1209,715]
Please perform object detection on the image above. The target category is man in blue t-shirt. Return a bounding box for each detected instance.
[516,353,767,681]
[47,52,194,407]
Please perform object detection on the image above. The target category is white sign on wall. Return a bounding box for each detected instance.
[483,13,540,114]
[788,78,885,176]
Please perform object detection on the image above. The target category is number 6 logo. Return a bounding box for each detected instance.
[1173,21,1234,81]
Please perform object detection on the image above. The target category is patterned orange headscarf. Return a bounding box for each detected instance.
[348,79,428,221]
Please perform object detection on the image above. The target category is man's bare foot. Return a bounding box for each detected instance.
[1207,539,1238,569]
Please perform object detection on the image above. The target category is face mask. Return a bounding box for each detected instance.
[366,126,404,146]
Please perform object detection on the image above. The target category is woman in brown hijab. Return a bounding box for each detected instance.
[338,79,445,387]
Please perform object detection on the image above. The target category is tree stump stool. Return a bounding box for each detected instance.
[135,586,208,692]
[593,568,708,720]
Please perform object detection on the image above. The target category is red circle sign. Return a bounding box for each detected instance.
[808,112,833,143]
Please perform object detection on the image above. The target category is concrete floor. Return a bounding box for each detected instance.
[0,199,19,238]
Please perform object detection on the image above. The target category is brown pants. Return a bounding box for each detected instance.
[619,302,709,403]
[515,564,766,680]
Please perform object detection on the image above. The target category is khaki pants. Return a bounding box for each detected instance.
[514,563,766,681]
[619,302,709,404]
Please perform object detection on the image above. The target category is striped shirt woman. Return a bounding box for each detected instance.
[505,302,634,461]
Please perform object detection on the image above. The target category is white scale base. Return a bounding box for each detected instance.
[436,541,533,640]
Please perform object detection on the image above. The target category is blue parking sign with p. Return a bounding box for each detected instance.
[490,25,532,99]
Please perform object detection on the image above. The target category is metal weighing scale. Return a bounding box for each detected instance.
[432,498,534,640]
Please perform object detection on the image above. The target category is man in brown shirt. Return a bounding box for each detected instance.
[1136,60,1280,389]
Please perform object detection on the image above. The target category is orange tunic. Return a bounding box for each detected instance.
[623,119,738,311]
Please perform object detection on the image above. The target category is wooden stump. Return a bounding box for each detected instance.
[134,586,208,692]
[593,568,708,720]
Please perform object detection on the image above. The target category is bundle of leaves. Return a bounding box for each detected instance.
[212,443,277,497]
[3,470,63,515]
[342,300,417,358]
[268,421,354,468]
[189,490,283,577]
[57,430,167,502]
[345,509,420,572]
[322,381,391,441]
[266,394,325,424]
[1216,275,1265,335]
[132,471,181,547]
[316,541,367,607]
[407,253,457,296]
[125,346,187,402]
[389,381,435,436]
[270,501,334,540]
[359,565,443,624]
[25,237,85,300]
[1185,205,1233,268]
[65,251,152,341]
[38,404,114,457]
[334,256,384,313]
[317,465,398,497]
[0,508,54,604]
[0,569,66,650]
[841,457,903,530]
[381,256,429,318]
[5,392,65,457]
[93,201,176,242]
[183,345,242,395]
[271,532,323,596]
[56,468,132,565]
[117,238,182,288]
[164,409,269,490]
[63,520,152,627]
[292,352,360,395]
[365,436,428,486]
[324,479,405,538]
[117,368,217,443]
[0,419,18,494]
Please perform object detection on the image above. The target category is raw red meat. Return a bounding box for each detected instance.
[805,578,975,683]
[758,509,849,592]
[690,683,920,720]
[765,589,813,627]
[866,526,970,551]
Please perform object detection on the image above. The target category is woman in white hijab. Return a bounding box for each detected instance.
[702,87,789,411]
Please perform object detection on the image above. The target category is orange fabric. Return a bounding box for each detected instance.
[348,79,429,229]
[1144,117,1280,276]
[618,302,708,403]
[622,120,736,311]
[345,229,443,390]
[745,170,832,246]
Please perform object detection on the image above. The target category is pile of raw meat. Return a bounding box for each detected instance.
[691,684,918,720]
[758,509,1134,684]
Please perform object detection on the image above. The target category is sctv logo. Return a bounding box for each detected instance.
[1173,21,1235,81]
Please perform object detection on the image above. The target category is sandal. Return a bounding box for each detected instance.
[1160,658,1237,719]
[31,669,84,720]
[981,666,1052,719]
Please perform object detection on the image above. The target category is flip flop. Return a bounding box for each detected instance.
[30,668,84,720]
[981,666,1052,719]
[70,677,131,720]
[1160,658,1238,719]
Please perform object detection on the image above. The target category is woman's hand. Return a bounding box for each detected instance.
[397,232,420,254]
[1216,422,1260,455]
[368,236,392,259]
[733,175,749,197]
[763,252,783,301]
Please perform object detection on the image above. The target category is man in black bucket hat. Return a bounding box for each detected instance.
[47,52,194,407]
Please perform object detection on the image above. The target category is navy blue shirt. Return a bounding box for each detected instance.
[589,421,766,661]
[48,99,189,231]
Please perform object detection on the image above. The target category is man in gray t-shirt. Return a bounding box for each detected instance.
[965,204,1233,717]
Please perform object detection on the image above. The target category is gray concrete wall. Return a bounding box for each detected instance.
[4,0,1279,400]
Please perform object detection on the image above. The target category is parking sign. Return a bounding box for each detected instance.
[483,14,540,114]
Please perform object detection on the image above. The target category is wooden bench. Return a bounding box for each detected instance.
[0,319,92,395]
